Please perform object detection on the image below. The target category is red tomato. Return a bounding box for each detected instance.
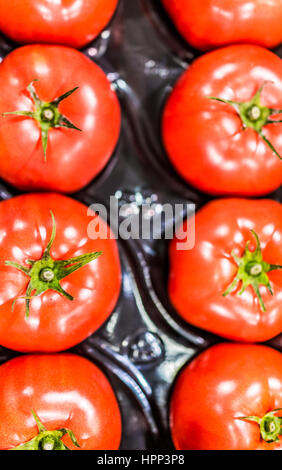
[0,193,121,352]
[162,0,282,50]
[0,0,118,48]
[0,45,121,193]
[171,343,282,450]
[162,45,282,196]
[0,354,122,450]
[169,198,282,342]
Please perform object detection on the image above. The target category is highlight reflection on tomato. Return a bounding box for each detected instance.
[0,0,118,48]
[162,0,282,50]
[170,343,282,450]
[162,45,282,196]
[0,354,122,450]
[169,198,282,342]
[0,193,121,352]
[0,45,121,193]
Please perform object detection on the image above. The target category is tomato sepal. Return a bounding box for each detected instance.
[2,80,82,160]
[239,409,282,443]
[10,410,80,450]
[223,230,282,311]
[209,82,282,159]
[5,211,102,318]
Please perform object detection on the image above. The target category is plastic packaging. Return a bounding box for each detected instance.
[0,0,281,450]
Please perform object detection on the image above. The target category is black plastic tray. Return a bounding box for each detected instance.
[0,0,281,450]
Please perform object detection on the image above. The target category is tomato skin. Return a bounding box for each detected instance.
[0,354,122,450]
[0,193,121,352]
[162,0,282,50]
[162,45,282,196]
[0,45,121,193]
[0,0,118,48]
[169,198,282,342]
[170,343,282,450]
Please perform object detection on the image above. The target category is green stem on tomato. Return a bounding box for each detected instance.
[238,409,282,443]
[208,82,282,159]
[2,79,82,160]
[10,410,80,450]
[5,211,102,318]
[223,230,282,312]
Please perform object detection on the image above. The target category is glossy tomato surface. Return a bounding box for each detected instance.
[170,343,282,450]
[0,45,121,193]
[0,193,121,352]
[162,0,282,50]
[162,45,282,196]
[0,354,122,450]
[169,198,282,342]
[0,0,118,48]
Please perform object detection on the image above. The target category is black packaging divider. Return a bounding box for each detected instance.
[0,0,281,450]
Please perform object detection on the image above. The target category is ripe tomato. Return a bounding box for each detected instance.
[171,343,282,450]
[0,193,121,352]
[162,0,282,50]
[0,354,122,450]
[0,45,121,193]
[162,45,282,196]
[169,198,282,342]
[0,0,118,49]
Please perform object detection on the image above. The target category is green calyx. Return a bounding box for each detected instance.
[209,82,282,159]
[5,211,102,318]
[2,79,82,160]
[10,410,80,450]
[223,230,282,312]
[239,409,282,443]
